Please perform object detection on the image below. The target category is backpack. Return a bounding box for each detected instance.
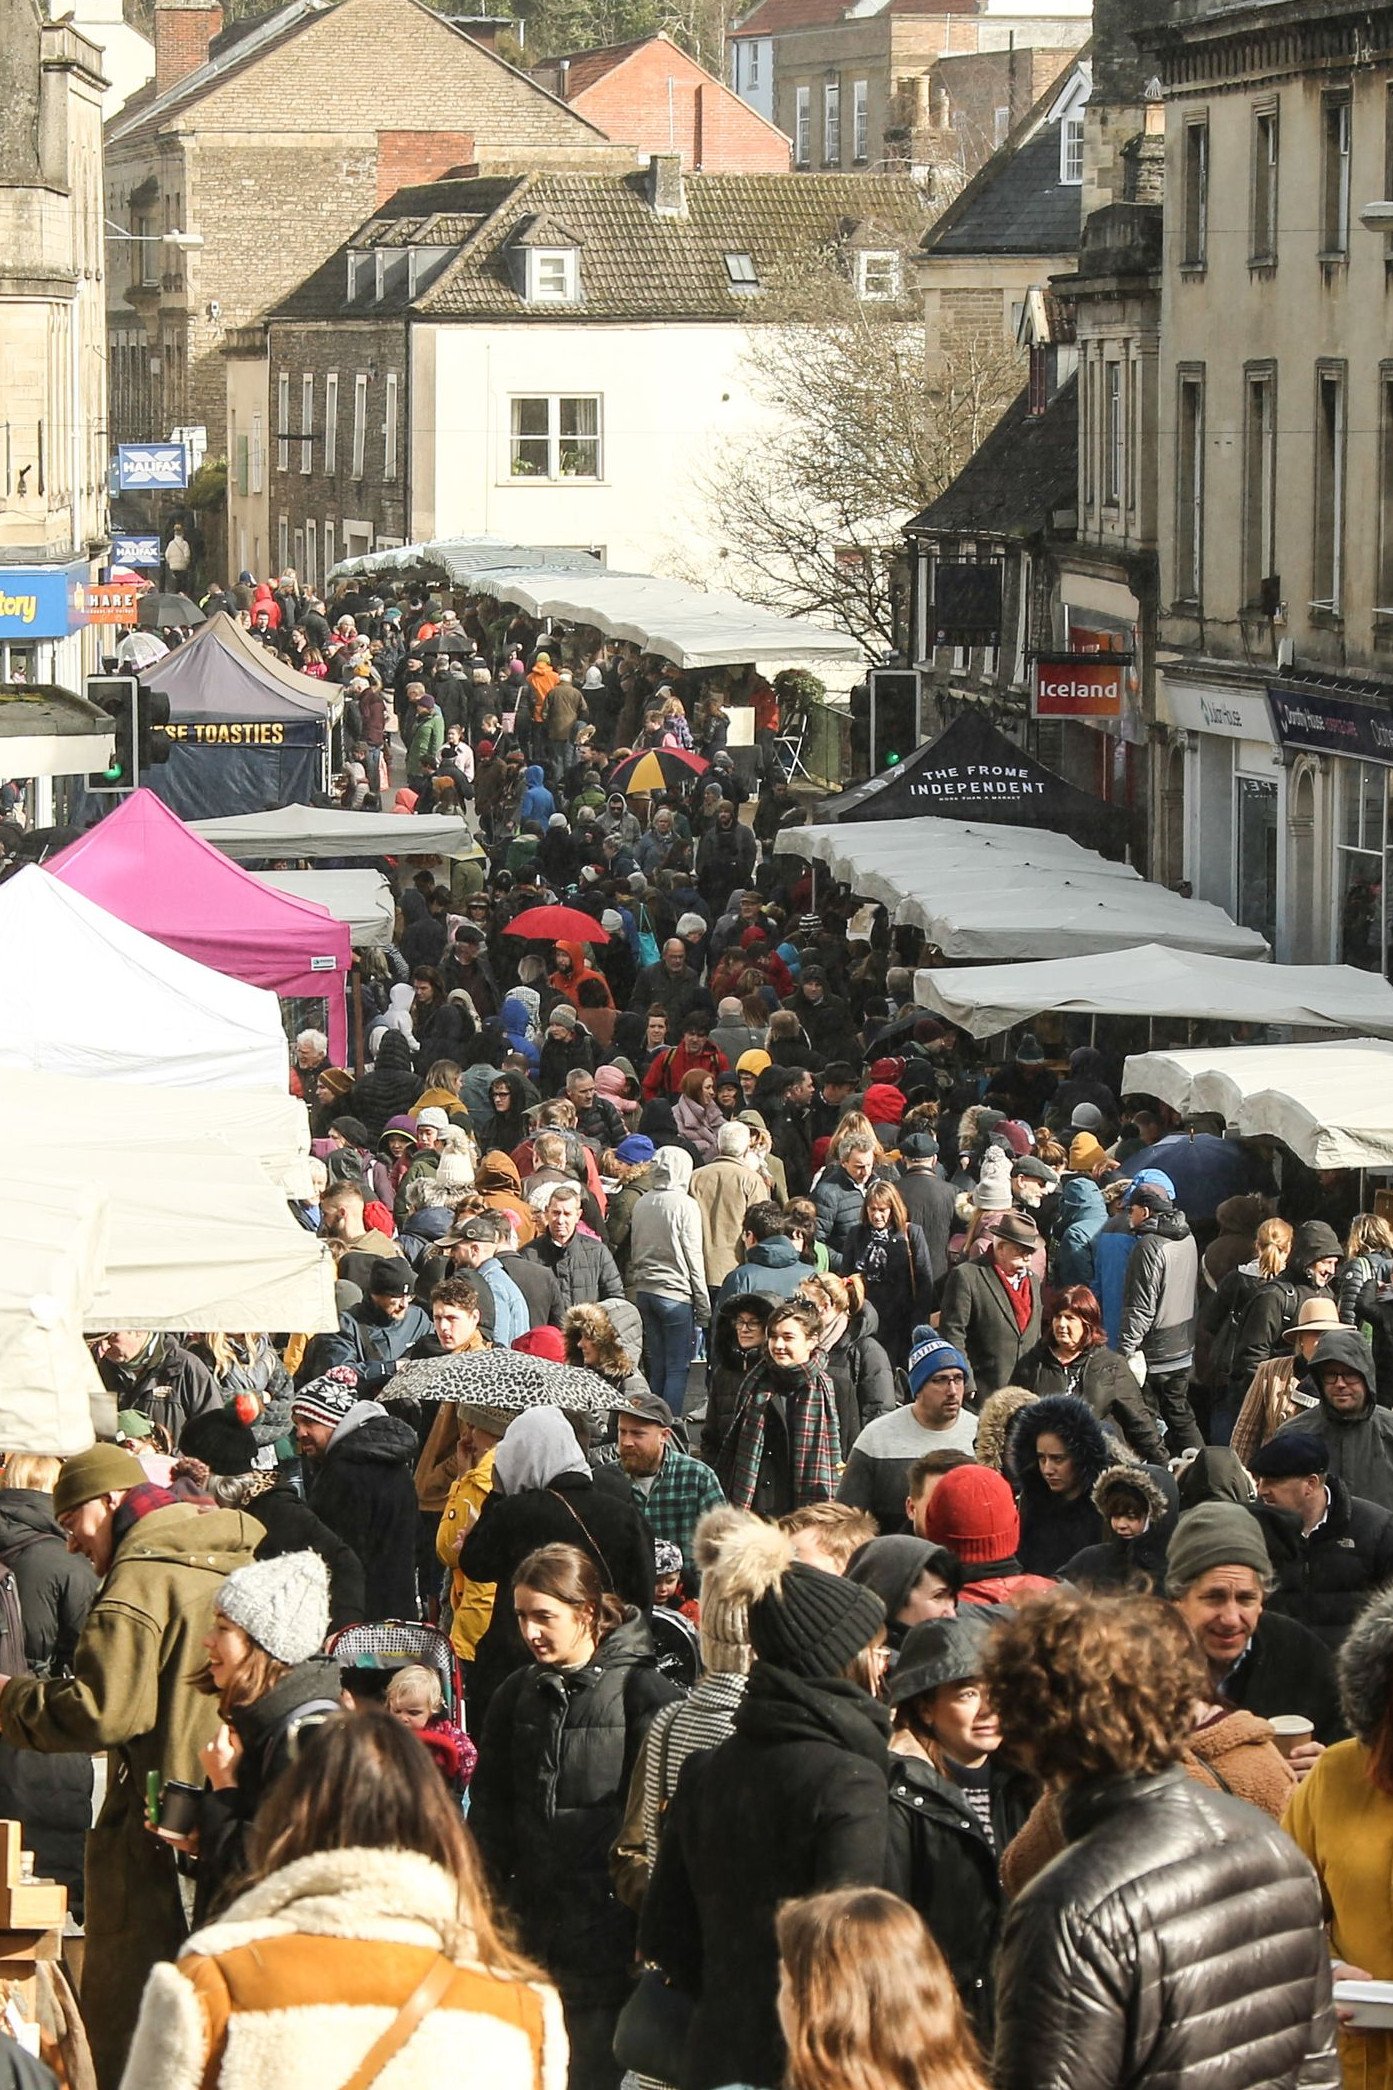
[0,1536,40,1680]
[1210,1274,1297,1391]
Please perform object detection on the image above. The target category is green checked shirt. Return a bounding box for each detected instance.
[630,1444,727,1570]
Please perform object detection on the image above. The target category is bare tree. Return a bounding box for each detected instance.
[699,242,1019,649]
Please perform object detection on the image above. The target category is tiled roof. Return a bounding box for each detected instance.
[542,34,649,95]
[905,374,1077,539]
[269,167,929,324]
[731,0,858,38]
[926,121,1080,254]
[107,0,328,143]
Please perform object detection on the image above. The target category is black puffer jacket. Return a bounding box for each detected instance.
[520,1229,624,1311]
[1017,1339,1165,1463]
[470,1610,676,2001]
[640,1662,891,2090]
[349,1029,422,1140]
[460,1473,656,1716]
[885,1750,1036,2044]
[993,1767,1339,2089]
[701,1294,774,1466]
[1008,1395,1114,1577]
[244,1482,365,1628]
[0,1492,96,1914]
[1257,1478,1393,1648]
[304,1405,420,1622]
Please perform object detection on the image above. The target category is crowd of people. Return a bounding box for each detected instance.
[4,575,1393,2090]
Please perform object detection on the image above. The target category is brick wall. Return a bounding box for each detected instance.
[572,42,790,170]
[375,130,475,205]
[154,1,222,95]
[263,318,408,586]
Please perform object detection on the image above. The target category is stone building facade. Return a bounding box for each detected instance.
[104,0,613,449]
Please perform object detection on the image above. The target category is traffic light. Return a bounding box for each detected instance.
[85,676,138,792]
[139,687,173,770]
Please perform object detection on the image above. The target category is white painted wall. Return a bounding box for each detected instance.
[729,39,774,123]
[50,0,153,117]
[414,320,784,579]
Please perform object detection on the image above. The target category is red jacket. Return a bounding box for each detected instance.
[642,1038,730,1100]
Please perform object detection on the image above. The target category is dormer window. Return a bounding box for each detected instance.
[856,250,901,300]
[1061,113,1084,184]
[528,248,579,303]
[346,250,370,300]
[725,251,759,290]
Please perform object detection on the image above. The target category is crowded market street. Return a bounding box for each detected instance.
[2,585,1393,2090]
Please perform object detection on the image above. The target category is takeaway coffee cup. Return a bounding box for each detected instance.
[157,1779,202,1836]
[1269,1715,1315,1759]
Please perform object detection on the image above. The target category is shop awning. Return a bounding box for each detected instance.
[328,538,863,669]
[0,866,290,1091]
[775,820,1267,961]
[1121,1041,1393,1169]
[0,685,116,777]
[255,869,395,948]
[915,946,1393,1039]
[192,803,480,863]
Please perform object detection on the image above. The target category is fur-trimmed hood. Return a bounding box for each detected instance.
[973,1385,1039,1473]
[1091,1460,1171,1523]
[1008,1393,1117,1498]
[1338,1582,1393,1744]
[181,1847,473,1961]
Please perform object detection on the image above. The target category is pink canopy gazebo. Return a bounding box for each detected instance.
[46,790,354,1064]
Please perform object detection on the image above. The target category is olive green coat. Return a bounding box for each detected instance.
[0,1501,260,2089]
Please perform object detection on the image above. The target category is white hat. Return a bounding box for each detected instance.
[417,1106,450,1134]
[216,1551,330,1666]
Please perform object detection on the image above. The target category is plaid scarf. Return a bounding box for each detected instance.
[722,1353,840,1511]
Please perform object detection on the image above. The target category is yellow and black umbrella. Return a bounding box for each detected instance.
[608,747,708,795]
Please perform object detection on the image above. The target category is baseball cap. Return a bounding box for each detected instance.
[614,1390,675,1426]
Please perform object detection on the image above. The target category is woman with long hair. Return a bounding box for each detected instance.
[776,1888,989,2090]
[471,1543,677,2090]
[673,1068,724,1164]
[1016,1285,1165,1463]
[840,1179,935,1371]
[1202,1215,1294,1439]
[181,1552,341,1923]
[121,1709,564,2090]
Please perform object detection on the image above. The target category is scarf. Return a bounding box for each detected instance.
[994,1263,1035,1333]
[859,1224,892,1285]
[722,1354,839,1511]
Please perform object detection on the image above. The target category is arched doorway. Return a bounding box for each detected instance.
[1289,763,1316,963]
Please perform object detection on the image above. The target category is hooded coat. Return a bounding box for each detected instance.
[714,1231,808,1308]
[1232,1221,1341,1388]
[304,1403,420,1622]
[349,1031,423,1142]
[1275,1329,1393,1512]
[1051,1174,1108,1289]
[1204,1193,1273,1288]
[639,1663,891,2090]
[627,1147,709,1319]
[1056,1462,1176,1592]
[0,1490,96,1915]
[1118,1204,1199,1373]
[0,1501,261,2090]
[1008,1395,1115,1577]
[471,1609,676,2005]
[702,1295,776,1466]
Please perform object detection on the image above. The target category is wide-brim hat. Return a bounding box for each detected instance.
[1282,1297,1341,1341]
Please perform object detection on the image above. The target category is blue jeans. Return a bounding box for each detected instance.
[638,1292,695,1413]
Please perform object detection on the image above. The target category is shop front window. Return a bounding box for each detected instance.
[1236,774,1278,947]
[1336,760,1393,971]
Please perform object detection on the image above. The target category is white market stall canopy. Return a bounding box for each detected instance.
[775,821,1268,962]
[915,946,1393,1040]
[0,867,290,1090]
[1120,1041,1393,1169]
[0,1069,316,1201]
[0,1180,108,1454]
[192,803,479,863]
[328,538,863,670]
[8,1137,336,1335]
[255,869,395,948]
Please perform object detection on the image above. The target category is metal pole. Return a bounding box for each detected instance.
[352,967,365,1077]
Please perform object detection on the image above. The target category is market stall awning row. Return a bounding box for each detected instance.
[0,866,291,1090]
[191,802,480,863]
[915,946,1393,1039]
[254,869,396,948]
[1121,1041,1393,1169]
[46,789,353,1064]
[774,820,1268,962]
[327,535,612,587]
[328,538,863,669]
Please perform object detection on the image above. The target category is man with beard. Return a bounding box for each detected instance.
[615,1391,725,1578]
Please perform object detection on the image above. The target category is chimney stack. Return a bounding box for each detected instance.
[154,0,223,95]
[647,152,686,217]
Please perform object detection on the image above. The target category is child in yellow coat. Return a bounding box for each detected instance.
[435,1406,510,1662]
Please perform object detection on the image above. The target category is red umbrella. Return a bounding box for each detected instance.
[503,904,611,943]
